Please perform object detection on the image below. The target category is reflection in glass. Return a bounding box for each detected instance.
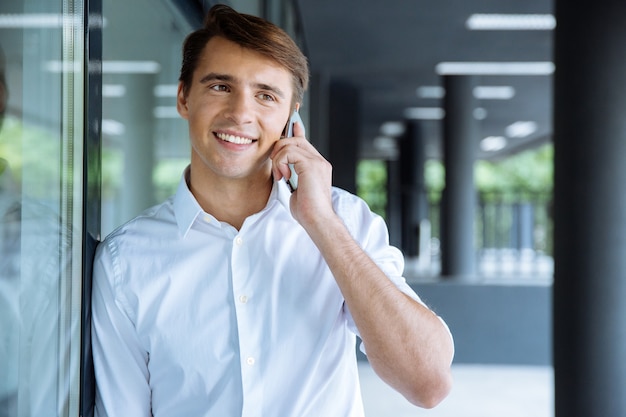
[101,0,190,235]
[0,1,83,415]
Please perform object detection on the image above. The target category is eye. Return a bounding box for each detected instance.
[257,92,275,102]
[210,84,229,92]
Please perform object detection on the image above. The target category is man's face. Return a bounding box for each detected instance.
[177,36,295,184]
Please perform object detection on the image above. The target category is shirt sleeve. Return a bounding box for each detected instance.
[332,189,433,343]
[91,239,152,417]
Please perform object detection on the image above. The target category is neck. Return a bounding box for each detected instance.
[188,167,273,230]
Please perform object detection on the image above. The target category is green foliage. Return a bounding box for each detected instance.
[101,148,187,202]
[424,159,445,202]
[153,158,189,201]
[101,147,123,199]
[422,144,553,200]
[356,144,554,217]
[475,144,553,199]
[356,159,387,218]
[0,115,61,198]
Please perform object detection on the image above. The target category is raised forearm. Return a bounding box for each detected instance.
[305,214,454,408]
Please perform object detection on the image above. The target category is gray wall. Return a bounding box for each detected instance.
[412,282,552,365]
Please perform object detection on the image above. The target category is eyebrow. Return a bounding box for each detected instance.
[198,72,287,99]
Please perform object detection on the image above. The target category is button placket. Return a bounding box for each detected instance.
[230,231,262,411]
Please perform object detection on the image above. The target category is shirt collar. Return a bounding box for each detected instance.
[173,167,293,238]
[173,167,204,238]
[273,178,293,213]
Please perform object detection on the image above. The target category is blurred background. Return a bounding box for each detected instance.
[3,0,625,416]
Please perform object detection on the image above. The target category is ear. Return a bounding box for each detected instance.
[176,82,189,120]
[294,102,300,112]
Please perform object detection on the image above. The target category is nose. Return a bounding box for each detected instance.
[223,91,253,125]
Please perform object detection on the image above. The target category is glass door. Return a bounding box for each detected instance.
[0,0,96,415]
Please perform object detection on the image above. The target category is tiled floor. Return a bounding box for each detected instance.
[359,362,554,417]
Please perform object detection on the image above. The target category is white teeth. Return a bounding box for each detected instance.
[216,133,253,145]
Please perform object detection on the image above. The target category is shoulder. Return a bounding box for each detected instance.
[330,187,406,279]
[331,186,370,215]
[330,186,382,231]
[97,198,177,260]
[107,198,175,240]
[330,187,393,251]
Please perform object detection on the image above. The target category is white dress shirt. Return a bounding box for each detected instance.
[92,169,423,417]
[1,183,70,417]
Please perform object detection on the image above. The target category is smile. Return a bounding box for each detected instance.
[216,132,254,145]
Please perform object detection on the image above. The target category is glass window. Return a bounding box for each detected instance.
[101,1,191,236]
[0,0,85,415]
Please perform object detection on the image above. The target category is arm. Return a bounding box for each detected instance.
[91,241,152,417]
[271,124,454,408]
[302,214,453,408]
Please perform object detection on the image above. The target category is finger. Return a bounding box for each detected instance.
[271,145,295,180]
[292,120,305,138]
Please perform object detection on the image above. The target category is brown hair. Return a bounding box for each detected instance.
[179,4,309,106]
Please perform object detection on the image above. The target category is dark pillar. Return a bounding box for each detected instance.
[328,80,359,194]
[308,71,330,158]
[553,1,626,416]
[399,120,427,257]
[440,75,478,279]
[386,159,402,248]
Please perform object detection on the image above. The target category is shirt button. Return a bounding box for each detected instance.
[203,214,211,223]
[239,295,248,304]
[246,357,255,366]
[235,236,243,246]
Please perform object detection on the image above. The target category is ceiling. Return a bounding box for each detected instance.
[100,0,554,162]
[294,0,554,161]
[1,0,553,163]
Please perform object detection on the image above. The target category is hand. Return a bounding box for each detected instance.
[270,121,335,228]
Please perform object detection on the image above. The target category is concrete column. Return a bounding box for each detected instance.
[553,1,626,416]
[291,74,358,193]
[386,159,402,249]
[308,71,330,158]
[327,80,359,194]
[116,73,156,224]
[440,75,478,279]
[399,120,427,257]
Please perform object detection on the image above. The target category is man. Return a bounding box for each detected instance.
[92,5,454,416]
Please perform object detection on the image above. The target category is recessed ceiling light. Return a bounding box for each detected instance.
[436,62,554,75]
[416,86,445,99]
[102,119,125,136]
[103,61,161,74]
[0,13,62,28]
[373,136,397,151]
[481,136,507,152]
[0,13,106,28]
[44,61,82,73]
[473,86,515,100]
[103,84,126,98]
[506,121,537,138]
[380,121,405,137]
[404,107,445,120]
[45,60,161,74]
[473,107,487,120]
[154,84,179,97]
[467,14,556,30]
[153,106,180,119]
